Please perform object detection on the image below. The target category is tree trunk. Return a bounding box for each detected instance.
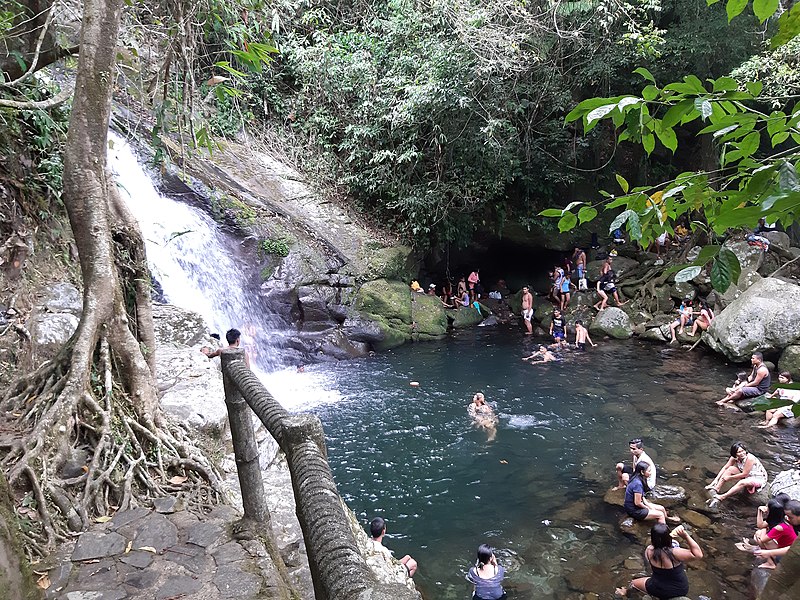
[61,0,159,418]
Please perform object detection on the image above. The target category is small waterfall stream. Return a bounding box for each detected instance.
[108,132,340,411]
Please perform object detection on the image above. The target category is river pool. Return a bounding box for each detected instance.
[307,327,799,599]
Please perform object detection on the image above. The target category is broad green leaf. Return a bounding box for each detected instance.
[694,245,723,263]
[684,75,706,93]
[642,85,659,101]
[738,131,761,157]
[767,112,787,137]
[578,206,598,224]
[753,0,779,23]
[655,125,678,153]
[675,266,702,282]
[712,76,739,92]
[772,132,790,147]
[643,133,655,154]
[726,0,749,21]
[586,103,618,124]
[558,211,578,232]
[634,67,656,83]
[694,98,713,120]
[711,246,742,292]
[662,100,695,129]
[628,212,642,240]
[616,174,630,193]
[609,209,636,233]
[745,81,763,96]
[540,209,564,217]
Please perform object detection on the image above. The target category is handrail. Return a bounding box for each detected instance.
[220,348,420,600]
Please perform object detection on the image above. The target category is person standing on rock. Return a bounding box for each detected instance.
[614,438,656,491]
[717,352,771,405]
[594,269,625,311]
[368,517,418,577]
[201,328,250,369]
[521,286,534,335]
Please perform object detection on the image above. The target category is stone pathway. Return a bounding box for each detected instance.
[43,498,291,599]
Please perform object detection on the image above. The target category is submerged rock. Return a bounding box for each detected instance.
[649,484,687,508]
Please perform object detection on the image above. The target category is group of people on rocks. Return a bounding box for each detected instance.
[667,298,715,343]
[613,433,800,598]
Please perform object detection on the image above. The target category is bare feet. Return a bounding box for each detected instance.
[704,483,718,491]
[666,515,681,524]
[736,542,756,553]
[611,485,625,491]
[614,587,628,598]
[757,562,776,569]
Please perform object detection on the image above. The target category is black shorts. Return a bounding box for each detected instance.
[626,506,650,521]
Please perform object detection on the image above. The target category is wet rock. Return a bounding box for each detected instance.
[72,532,127,561]
[705,277,800,361]
[587,257,639,281]
[749,564,771,598]
[451,305,484,329]
[763,230,791,250]
[649,484,687,508]
[590,307,633,339]
[619,516,650,542]
[779,344,800,378]
[640,327,667,342]
[670,282,696,301]
[603,487,625,507]
[61,448,89,479]
[564,560,619,593]
[342,314,384,344]
[64,592,127,600]
[769,469,800,500]
[681,510,712,529]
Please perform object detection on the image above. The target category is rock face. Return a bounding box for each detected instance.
[586,256,639,281]
[352,280,448,351]
[779,345,800,377]
[705,277,800,361]
[152,303,228,432]
[589,307,633,339]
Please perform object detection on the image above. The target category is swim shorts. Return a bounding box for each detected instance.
[576,342,586,351]
[740,386,764,398]
[553,331,565,340]
[522,308,533,321]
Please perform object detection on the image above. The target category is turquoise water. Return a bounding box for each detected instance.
[313,327,798,599]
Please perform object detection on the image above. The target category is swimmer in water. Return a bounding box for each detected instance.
[523,345,556,363]
[468,392,498,441]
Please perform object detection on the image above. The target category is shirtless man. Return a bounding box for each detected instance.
[523,345,556,363]
[574,320,596,350]
[572,247,587,281]
[718,352,771,405]
[521,286,534,335]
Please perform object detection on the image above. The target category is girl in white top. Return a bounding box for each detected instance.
[706,441,768,507]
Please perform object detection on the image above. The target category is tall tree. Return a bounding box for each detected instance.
[2,0,220,553]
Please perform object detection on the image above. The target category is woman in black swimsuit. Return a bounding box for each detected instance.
[615,523,703,599]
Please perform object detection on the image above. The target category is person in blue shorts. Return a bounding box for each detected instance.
[550,309,566,343]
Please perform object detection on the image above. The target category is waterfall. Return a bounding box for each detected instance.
[108,132,341,410]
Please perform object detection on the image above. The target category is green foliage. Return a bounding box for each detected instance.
[257,237,290,258]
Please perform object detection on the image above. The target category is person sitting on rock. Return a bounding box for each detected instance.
[717,352,771,405]
[739,500,800,569]
[615,524,702,599]
[614,438,656,491]
[738,496,795,569]
[705,441,769,507]
[726,371,749,395]
[623,461,680,525]
[368,517,418,577]
[759,371,800,428]
[668,299,693,343]
[688,300,714,336]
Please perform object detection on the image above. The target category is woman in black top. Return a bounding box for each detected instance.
[615,524,703,599]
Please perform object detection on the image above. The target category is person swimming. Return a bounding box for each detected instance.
[523,345,557,363]
[468,393,498,441]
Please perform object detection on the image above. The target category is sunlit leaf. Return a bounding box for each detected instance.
[675,266,702,282]
[753,0,779,24]
[578,206,598,224]
[634,67,656,83]
[558,211,578,232]
[726,0,749,21]
[616,174,630,193]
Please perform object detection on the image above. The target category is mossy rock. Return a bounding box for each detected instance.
[411,294,448,339]
[358,245,414,282]
[452,305,484,329]
[0,472,43,600]
[354,279,413,350]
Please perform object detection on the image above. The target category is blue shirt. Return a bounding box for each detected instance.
[466,565,505,600]
[624,477,645,513]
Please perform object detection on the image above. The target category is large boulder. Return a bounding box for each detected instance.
[779,345,800,378]
[724,238,765,273]
[704,277,800,361]
[36,282,82,315]
[152,303,207,346]
[589,307,633,339]
[451,305,484,329]
[27,312,79,363]
[770,470,800,500]
[763,230,791,251]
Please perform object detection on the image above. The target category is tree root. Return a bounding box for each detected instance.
[1,331,225,558]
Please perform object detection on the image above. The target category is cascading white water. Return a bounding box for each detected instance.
[107,132,340,410]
